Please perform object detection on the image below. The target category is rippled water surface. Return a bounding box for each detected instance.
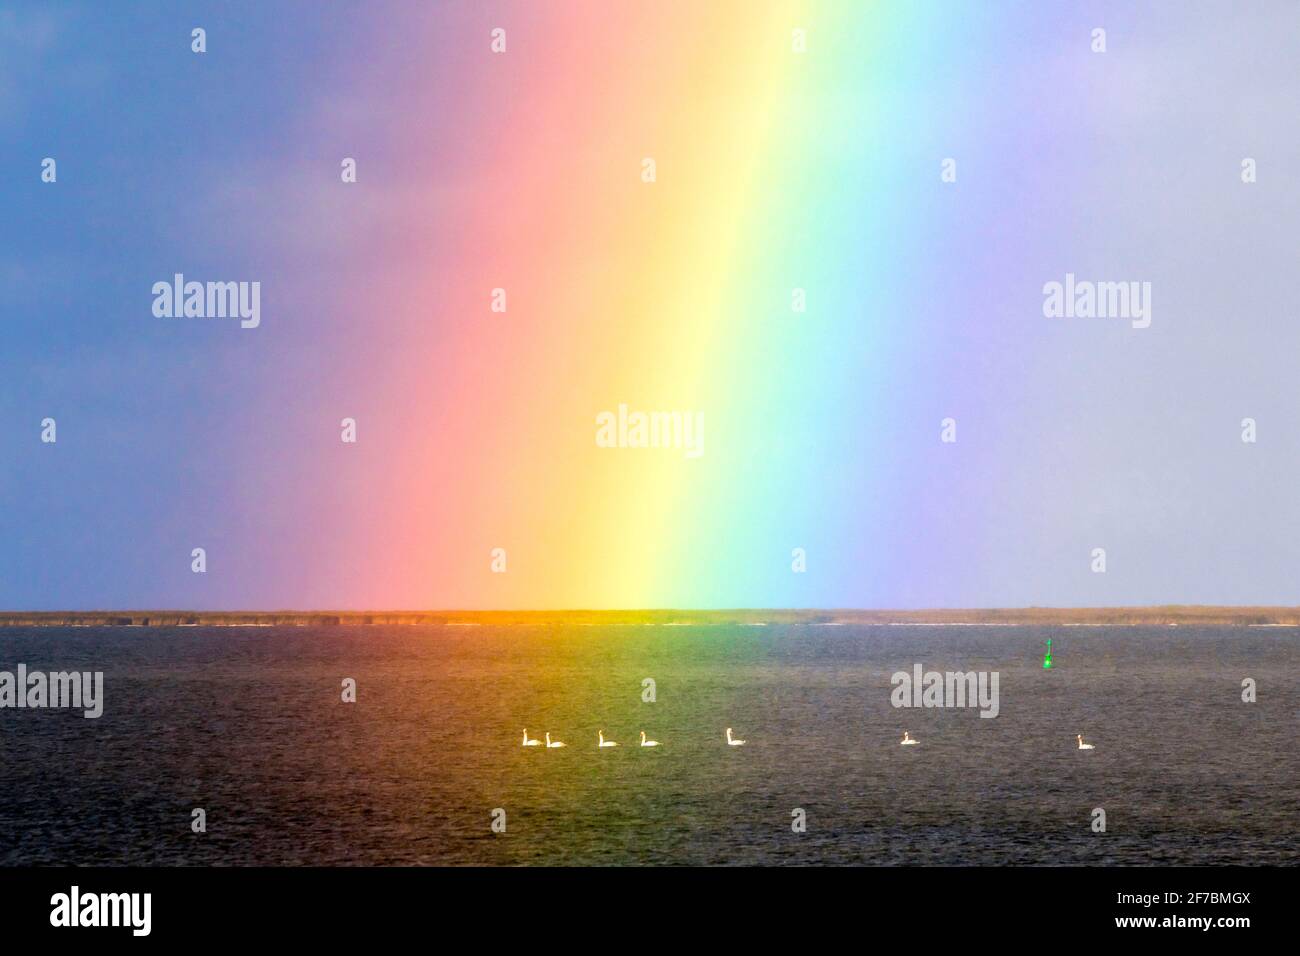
[1,624,1295,865]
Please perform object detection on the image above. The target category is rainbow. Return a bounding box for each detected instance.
[247,1,1050,611]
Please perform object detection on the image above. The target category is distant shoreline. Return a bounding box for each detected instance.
[3,607,1300,627]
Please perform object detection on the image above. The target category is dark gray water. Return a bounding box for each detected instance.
[0,624,1295,865]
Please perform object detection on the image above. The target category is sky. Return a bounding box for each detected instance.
[2,1,1299,610]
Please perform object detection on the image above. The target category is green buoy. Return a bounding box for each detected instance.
[1043,638,1053,669]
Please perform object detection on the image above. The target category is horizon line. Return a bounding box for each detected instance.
[4,606,1300,626]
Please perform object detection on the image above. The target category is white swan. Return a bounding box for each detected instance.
[726,727,745,746]
[545,732,566,749]
[598,730,618,748]
[1076,734,1095,750]
[900,731,919,746]
[639,731,660,748]
[522,729,541,747]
